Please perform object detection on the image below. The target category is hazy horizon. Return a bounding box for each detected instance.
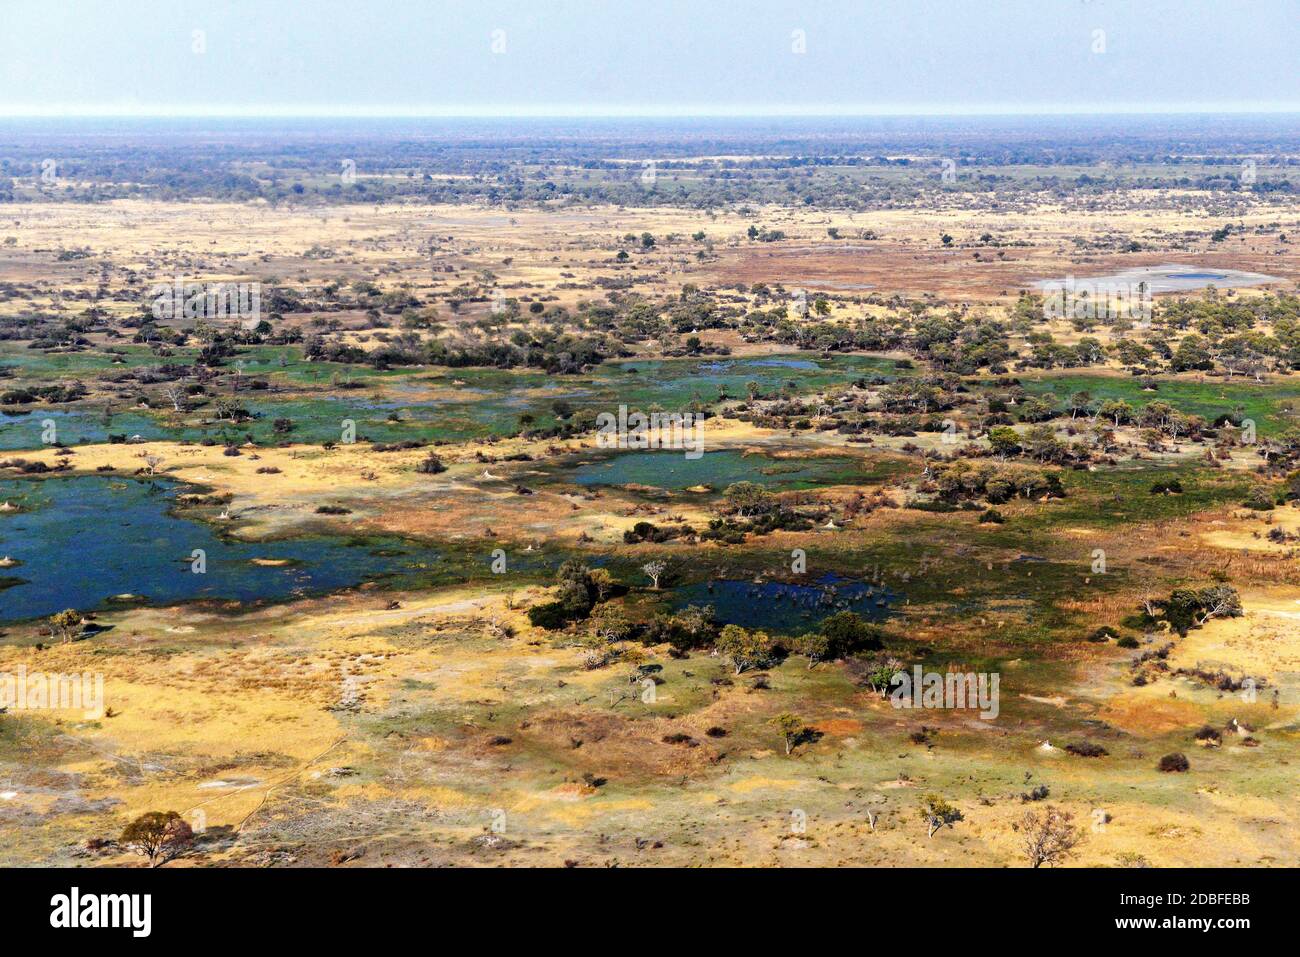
[5,108,1300,120]
[2,0,1297,118]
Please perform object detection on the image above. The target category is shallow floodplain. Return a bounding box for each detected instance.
[1021,373,1300,437]
[0,352,895,451]
[0,475,567,621]
[2,115,1298,870]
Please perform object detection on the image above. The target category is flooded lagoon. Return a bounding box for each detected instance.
[1035,262,1282,295]
[565,449,870,490]
[0,475,445,621]
[671,573,897,633]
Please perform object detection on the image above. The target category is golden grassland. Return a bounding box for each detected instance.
[4,195,1299,315]
[2,573,1295,867]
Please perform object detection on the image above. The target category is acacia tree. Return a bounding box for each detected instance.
[919,794,963,839]
[1195,584,1243,626]
[987,426,1021,459]
[1099,399,1132,427]
[771,712,805,755]
[588,568,615,602]
[721,481,774,517]
[162,383,188,412]
[49,609,83,643]
[588,603,632,643]
[1068,392,1093,420]
[120,811,194,867]
[864,658,905,697]
[716,624,771,675]
[641,560,666,590]
[1021,806,1085,868]
[792,631,831,669]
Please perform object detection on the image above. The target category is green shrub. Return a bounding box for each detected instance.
[1158,752,1189,772]
[1065,741,1108,757]
[415,453,447,474]
[527,601,572,630]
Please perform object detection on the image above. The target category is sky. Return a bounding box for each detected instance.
[1,0,1297,117]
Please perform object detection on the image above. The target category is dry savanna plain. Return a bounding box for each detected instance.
[0,119,1298,867]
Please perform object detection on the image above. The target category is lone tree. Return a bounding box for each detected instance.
[771,712,805,756]
[919,794,964,839]
[1193,584,1243,626]
[716,624,772,675]
[721,481,775,517]
[49,609,83,643]
[1021,805,1086,868]
[864,658,905,697]
[792,631,831,669]
[120,811,194,868]
[1155,585,1242,635]
[641,560,667,590]
[162,383,188,413]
